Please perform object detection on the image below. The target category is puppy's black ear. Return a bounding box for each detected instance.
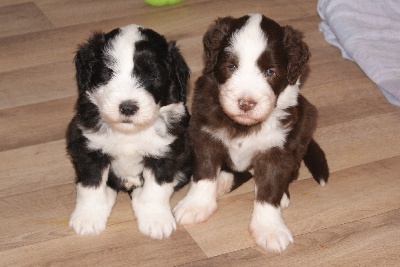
[283,26,311,85]
[74,31,106,93]
[168,41,190,102]
[203,16,234,74]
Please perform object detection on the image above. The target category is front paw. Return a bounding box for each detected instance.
[136,206,177,239]
[249,202,293,252]
[173,196,217,225]
[69,207,109,235]
[173,180,218,224]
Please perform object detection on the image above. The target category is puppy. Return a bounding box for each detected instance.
[173,14,329,252]
[66,24,192,239]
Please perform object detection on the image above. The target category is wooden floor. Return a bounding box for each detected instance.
[1,0,399,266]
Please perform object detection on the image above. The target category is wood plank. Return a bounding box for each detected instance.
[181,156,400,257]
[180,209,400,266]
[303,77,395,128]
[0,2,53,37]
[0,0,28,7]
[36,0,211,27]
[0,61,75,109]
[0,216,206,267]
[314,112,400,174]
[37,0,316,28]
[0,0,319,73]
[0,178,190,251]
[0,97,75,151]
[0,140,72,197]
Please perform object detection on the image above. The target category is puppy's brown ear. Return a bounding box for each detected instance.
[168,41,190,102]
[203,17,234,74]
[283,26,311,85]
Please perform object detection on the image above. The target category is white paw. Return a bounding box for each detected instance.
[70,183,116,235]
[280,193,290,209]
[249,202,293,253]
[69,207,109,235]
[173,180,218,224]
[135,206,177,239]
[132,181,176,239]
[173,197,217,225]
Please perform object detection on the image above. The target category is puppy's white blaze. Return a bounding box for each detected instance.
[249,202,293,252]
[106,24,141,73]
[70,166,117,235]
[132,168,176,239]
[173,179,218,225]
[230,14,266,67]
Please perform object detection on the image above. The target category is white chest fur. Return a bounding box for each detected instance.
[203,110,289,172]
[204,84,300,172]
[82,103,185,184]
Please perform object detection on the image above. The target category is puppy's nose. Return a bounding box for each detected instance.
[119,101,138,116]
[238,99,257,111]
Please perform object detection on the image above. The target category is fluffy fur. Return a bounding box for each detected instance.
[67,24,192,239]
[173,14,329,252]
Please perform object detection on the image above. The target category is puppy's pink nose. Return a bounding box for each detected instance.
[238,99,257,111]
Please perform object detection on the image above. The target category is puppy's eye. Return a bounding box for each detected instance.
[228,65,237,72]
[265,69,275,77]
[147,74,157,82]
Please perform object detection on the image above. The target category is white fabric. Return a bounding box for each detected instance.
[318,0,400,106]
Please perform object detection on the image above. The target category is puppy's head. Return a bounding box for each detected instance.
[74,24,189,132]
[203,14,310,126]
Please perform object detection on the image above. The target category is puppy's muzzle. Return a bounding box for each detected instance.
[119,100,139,116]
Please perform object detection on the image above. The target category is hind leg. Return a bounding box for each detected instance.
[280,164,300,210]
[217,169,254,197]
[217,171,234,197]
[280,192,290,209]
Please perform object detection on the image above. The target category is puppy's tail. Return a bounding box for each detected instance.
[303,138,329,187]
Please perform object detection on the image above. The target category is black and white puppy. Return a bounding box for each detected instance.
[173,14,329,252]
[67,24,192,239]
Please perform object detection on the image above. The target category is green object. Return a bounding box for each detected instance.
[144,0,183,6]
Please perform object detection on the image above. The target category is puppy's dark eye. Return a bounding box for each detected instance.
[147,74,157,82]
[265,69,275,77]
[228,65,237,72]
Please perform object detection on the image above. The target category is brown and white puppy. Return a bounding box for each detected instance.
[173,14,329,252]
